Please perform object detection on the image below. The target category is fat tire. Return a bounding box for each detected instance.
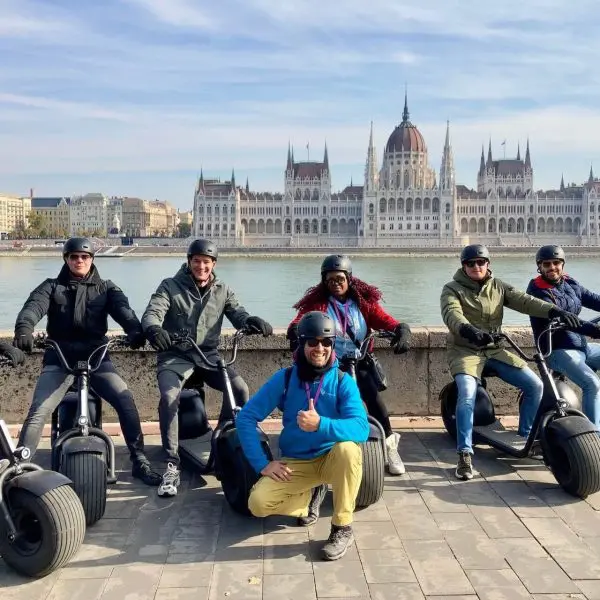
[546,430,600,498]
[440,383,458,440]
[61,451,107,526]
[355,439,385,508]
[0,486,85,578]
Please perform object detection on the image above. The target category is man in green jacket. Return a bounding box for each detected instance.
[142,239,273,497]
[440,244,581,481]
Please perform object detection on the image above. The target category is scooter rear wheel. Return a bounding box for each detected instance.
[61,452,107,525]
[545,428,600,498]
[355,439,385,508]
[0,485,85,578]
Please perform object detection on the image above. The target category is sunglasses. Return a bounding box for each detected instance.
[464,259,488,268]
[326,276,347,285]
[540,260,564,268]
[68,253,92,261]
[305,338,334,348]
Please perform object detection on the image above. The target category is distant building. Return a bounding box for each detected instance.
[30,197,71,237]
[0,194,31,238]
[121,197,177,237]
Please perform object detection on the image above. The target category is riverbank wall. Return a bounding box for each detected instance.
[0,326,545,425]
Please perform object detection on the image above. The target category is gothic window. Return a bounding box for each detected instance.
[369,203,374,214]
[445,202,450,214]
[432,198,439,212]
[379,198,386,213]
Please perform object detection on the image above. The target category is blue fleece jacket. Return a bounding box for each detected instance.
[526,274,600,353]
[236,361,369,474]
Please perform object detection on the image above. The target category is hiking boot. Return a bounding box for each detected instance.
[297,484,327,526]
[158,463,181,497]
[386,432,405,475]
[132,458,162,486]
[455,451,474,481]
[321,524,354,561]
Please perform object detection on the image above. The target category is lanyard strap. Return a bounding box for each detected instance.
[330,300,349,335]
[304,376,325,408]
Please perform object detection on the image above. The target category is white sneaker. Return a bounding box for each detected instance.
[157,462,181,497]
[385,432,405,475]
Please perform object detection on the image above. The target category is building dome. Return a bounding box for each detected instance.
[385,96,427,153]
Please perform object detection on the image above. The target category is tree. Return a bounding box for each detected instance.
[177,222,191,238]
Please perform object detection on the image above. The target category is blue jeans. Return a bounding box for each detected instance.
[547,343,600,429]
[455,359,544,454]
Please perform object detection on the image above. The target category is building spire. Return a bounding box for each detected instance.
[286,142,292,171]
[323,141,329,169]
[479,145,485,175]
[245,177,250,193]
[402,87,410,123]
[439,120,455,191]
[487,139,493,165]
[517,142,521,161]
[525,138,531,169]
[589,164,595,182]
[365,120,379,192]
[560,173,565,191]
[231,168,236,188]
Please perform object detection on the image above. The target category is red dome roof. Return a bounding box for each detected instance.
[385,96,427,153]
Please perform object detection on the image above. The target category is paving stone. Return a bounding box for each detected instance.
[158,562,213,587]
[363,560,416,584]
[100,564,162,600]
[401,539,453,561]
[46,579,107,600]
[155,589,209,600]
[549,499,600,537]
[445,531,507,569]
[0,568,59,600]
[465,568,524,589]
[383,488,428,509]
[418,484,471,513]
[575,579,600,599]
[313,560,369,597]
[410,557,475,595]
[389,505,444,540]
[58,565,114,579]
[454,480,507,507]
[493,537,549,560]
[263,573,317,600]
[263,531,312,574]
[351,520,404,549]
[477,589,533,599]
[522,517,580,545]
[209,562,263,600]
[506,555,580,594]
[543,539,600,579]
[431,511,486,533]
[470,505,532,538]
[358,547,408,563]
[530,595,586,599]
[352,500,392,521]
[369,582,425,599]
[489,480,556,518]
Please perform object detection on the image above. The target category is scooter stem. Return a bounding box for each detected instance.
[218,358,238,415]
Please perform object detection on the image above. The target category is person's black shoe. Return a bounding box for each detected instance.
[321,524,354,561]
[297,484,327,526]
[132,458,162,486]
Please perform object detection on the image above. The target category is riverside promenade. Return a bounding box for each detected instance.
[2,429,600,600]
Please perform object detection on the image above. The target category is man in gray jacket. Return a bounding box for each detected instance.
[142,239,273,497]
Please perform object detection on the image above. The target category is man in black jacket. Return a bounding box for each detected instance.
[12,237,160,486]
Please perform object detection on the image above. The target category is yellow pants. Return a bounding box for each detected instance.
[248,441,363,527]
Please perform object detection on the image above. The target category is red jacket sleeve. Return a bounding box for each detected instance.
[363,302,400,331]
[287,301,328,331]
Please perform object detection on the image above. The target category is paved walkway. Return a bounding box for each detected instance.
[2,431,600,599]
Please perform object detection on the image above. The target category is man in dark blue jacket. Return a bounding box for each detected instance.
[526,245,600,428]
[237,311,369,561]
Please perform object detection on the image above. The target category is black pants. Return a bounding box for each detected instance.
[354,366,393,438]
[19,361,146,461]
[157,364,249,466]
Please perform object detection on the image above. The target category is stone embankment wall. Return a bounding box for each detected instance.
[0,327,544,424]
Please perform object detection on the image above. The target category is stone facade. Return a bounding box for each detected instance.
[191,94,600,248]
[0,194,31,237]
[30,197,70,237]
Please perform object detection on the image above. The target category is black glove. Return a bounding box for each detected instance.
[13,326,33,353]
[245,316,273,337]
[145,326,172,352]
[0,341,25,366]
[459,324,495,348]
[549,307,582,330]
[287,323,299,351]
[391,323,411,355]
[590,324,600,339]
[127,330,146,350]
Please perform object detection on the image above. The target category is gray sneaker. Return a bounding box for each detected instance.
[297,484,327,526]
[157,463,181,497]
[321,525,354,561]
[455,451,474,481]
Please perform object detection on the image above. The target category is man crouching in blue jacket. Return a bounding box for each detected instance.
[237,310,369,561]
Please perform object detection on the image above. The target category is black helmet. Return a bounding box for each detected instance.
[63,237,95,258]
[187,239,218,260]
[460,244,490,264]
[535,245,565,264]
[298,311,336,341]
[321,254,352,278]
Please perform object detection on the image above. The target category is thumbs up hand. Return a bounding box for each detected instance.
[297,398,320,432]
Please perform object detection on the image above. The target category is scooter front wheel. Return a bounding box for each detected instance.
[61,451,107,525]
[544,424,600,498]
[0,485,85,577]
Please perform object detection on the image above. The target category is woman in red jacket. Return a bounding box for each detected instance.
[287,254,412,476]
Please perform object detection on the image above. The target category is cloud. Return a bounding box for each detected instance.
[0,0,598,206]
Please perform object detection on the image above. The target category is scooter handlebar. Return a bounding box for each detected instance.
[41,336,126,373]
[169,328,249,367]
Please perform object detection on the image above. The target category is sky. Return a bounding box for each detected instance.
[1,0,599,210]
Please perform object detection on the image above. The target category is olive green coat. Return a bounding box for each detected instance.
[440,268,555,378]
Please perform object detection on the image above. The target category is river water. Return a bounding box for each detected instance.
[1,255,599,330]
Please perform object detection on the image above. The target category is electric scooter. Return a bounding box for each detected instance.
[440,318,600,498]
